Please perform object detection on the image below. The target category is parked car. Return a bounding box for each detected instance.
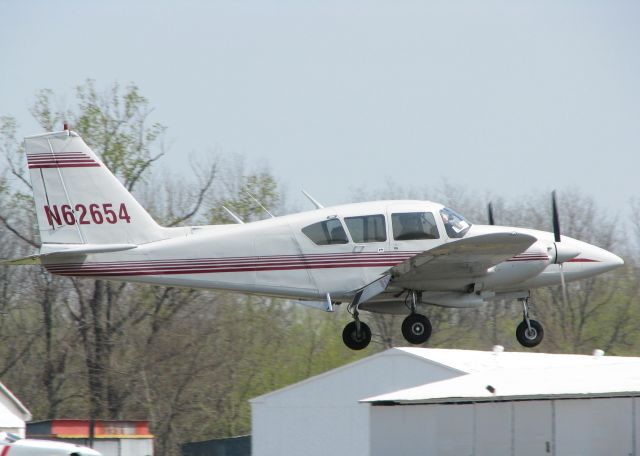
[0,432,101,455]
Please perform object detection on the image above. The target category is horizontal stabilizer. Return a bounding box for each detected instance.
[1,243,137,265]
[1,255,42,265]
[39,243,137,255]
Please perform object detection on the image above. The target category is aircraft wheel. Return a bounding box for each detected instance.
[516,319,544,348]
[401,314,432,345]
[342,321,372,350]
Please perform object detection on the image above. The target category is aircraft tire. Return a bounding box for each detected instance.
[342,321,372,350]
[516,319,544,348]
[401,314,432,345]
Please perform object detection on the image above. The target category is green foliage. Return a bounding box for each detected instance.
[30,80,166,189]
[209,172,280,224]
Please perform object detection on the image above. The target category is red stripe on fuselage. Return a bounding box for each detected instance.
[46,261,404,277]
[506,257,549,262]
[44,253,417,277]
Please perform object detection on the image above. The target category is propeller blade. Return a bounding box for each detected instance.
[552,191,561,243]
[559,263,569,308]
[488,202,495,226]
[552,192,570,306]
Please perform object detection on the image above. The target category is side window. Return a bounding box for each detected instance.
[302,219,349,245]
[344,214,387,243]
[392,212,440,240]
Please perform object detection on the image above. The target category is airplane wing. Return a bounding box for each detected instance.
[392,232,538,281]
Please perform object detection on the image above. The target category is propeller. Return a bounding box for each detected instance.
[487,202,495,226]
[551,191,579,308]
[551,191,580,264]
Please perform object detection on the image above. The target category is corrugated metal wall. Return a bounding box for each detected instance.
[370,397,640,456]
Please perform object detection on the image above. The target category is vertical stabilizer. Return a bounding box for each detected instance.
[26,130,166,245]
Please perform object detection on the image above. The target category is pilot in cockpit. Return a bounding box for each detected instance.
[440,208,471,239]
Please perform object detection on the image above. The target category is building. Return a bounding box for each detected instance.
[251,347,640,456]
[27,419,154,456]
[0,381,31,437]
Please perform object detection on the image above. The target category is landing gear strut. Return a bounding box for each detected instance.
[342,297,372,350]
[515,297,544,348]
[401,291,432,345]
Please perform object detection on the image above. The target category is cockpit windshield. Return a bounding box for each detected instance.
[440,207,471,238]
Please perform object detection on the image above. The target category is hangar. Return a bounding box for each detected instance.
[251,347,640,456]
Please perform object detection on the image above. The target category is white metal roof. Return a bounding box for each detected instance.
[393,347,640,373]
[0,381,31,423]
[252,347,640,404]
[250,347,472,403]
[362,349,640,404]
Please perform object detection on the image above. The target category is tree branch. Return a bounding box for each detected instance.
[0,213,39,247]
[126,152,165,192]
[168,162,217,227]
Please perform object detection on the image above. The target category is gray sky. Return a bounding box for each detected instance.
[1,0,639,216]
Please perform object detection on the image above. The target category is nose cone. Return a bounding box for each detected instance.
[571,242,624,275]
[602,249,625,270]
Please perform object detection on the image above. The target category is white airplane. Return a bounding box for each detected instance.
[0,432,101,456]
[4,128,624,350]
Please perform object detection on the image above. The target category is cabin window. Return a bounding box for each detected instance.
[392,212,440,240]
[440,207,471,238]
[345,214,387,243]
[302,219,349,245]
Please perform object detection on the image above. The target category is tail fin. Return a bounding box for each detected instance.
[25,130,166,245]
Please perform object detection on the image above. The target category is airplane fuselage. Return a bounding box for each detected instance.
[42,200,623,310]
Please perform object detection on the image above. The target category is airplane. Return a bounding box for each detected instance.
[3,127,624,350]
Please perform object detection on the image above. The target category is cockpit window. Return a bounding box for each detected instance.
[440,207,471,238]
[392,212,440,240]
[302,218,349,245]
[344,214,386,243]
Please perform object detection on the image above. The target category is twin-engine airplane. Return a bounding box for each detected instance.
[4,129,624,350]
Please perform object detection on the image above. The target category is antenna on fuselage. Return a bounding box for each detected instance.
[245,192,275,218]
[222,206,245,224]
[302,190,324,209]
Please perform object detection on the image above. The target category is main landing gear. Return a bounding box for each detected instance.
[342,290,432,350]
[342,295,372,350]
[401,291,432,345]
[515,297,544,348]
[342,318,372,351]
